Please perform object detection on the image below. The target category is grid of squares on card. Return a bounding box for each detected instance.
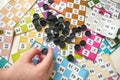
[69,30,83,44]
[43,34,60,53]
[0,27,14,60]
[87,0,120,19]
[87,0,99,8]
[0,56,11,68]
[31,41,89,80]
[0,0,36,28]
[44,35,82,59]
[37,0,59,19]
[75,29,103,61]
[14,4,44,35]
[60,43,82,59]
[77,54,116,80]
[0,0,9,10]
[105,29,120,48]
[98,39,120,55]
[90,6,120,48]
[65,0,87,29]
[43,34,82,59]
[49,0,67,14]
[90,6,120,49]
[85,7,120,39]
[96,0,120,19]
[18,29,44,51]
[93,6,112,18]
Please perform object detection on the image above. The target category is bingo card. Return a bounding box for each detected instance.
[98,39,120,55]
[78,54,116,80]
[105,29,120,48]
[37,0,59,19]
[65,0,87,29]
[0,56,11,68]
[14,4,43,35]
[85,7,120,39]
[0,0,36,28]
[75,29,103,61]
[18,29,44,51]
[0,27,14,60]
[87,0,99,8]
[49,0,67,14]
[31,41,89,80]
[96,0,120,19]
[60,43,82,59]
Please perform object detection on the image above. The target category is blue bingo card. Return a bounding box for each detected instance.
[31,41,88,80]
[0,56,11,68]
[98,39,120,55]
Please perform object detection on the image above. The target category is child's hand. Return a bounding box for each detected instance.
[7,48,54,80]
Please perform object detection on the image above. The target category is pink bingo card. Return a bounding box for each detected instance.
[75,29,103,61]
[0,27,14,60]
[93,6,112,18]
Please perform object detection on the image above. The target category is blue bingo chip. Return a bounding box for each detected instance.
[0,56,11,68]
[31,41,88,80]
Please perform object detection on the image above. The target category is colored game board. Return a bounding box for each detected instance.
[85,8,119,39]
[44,36,60,54]
[0,0,36,28]
[98,39,120,55]
[78,54,116,80]
[0,56,11,68]
[87,0,99,8]
[93,6,111,18]
[31,41,89,80]
[18,29,44,51]
[14,4,43,35]
[65,0,87,29]
[87,0,120,19]
[64,0,86,44]
[44,33,82,59]
[60,43,82,59]
[96,0,120,19]
[0,27,14,60]
[72,31,83,44]
[37,0,59,19]
[49,0,67,14]
[75,29,103,61]
[91,6,120,49]
[105,29,120,48]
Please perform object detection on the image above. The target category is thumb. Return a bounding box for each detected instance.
[22,48,41,62]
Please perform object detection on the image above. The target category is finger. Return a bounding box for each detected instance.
[37,48,53,70]
[46,61,54,79]
[36,54,46,63]
[22,48,41,62]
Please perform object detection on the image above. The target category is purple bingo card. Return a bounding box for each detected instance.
[37,0,59,19]
[43,36,60,53]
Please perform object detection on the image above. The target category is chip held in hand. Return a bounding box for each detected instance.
[41,48,48,55]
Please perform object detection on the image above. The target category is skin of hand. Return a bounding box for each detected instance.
[1,48,54,80]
